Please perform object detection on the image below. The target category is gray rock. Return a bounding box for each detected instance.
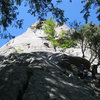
[0,21,99,100]
[0,64,28,100]
[50,53,90,76]
[0,52,100,100]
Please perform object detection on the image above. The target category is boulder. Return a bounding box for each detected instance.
[50,53,90,75]
[0,52,100,100]
[61,54,90,69]
[0,21,99,100]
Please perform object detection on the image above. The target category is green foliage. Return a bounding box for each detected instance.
[81,0,100,22]
[43,18,75,50]
[43,17,56,38]
[0,0,67,31]
[43,18,76,51]
[78,23,100,48]
[57,30,77,50]
[58,30,67,38]
[0,0,21,30]
[49,38,59,46]
[0,0,99,39]
[49,37,76,50]
[0,0,99,31]
[57,39,76,50]
[72,22,100,63]
[70,22,86,41]
[84,23,100,63]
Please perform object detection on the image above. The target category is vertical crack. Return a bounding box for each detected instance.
[17,68,33,100]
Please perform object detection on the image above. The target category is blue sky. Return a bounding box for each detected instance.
[0,0,99,47]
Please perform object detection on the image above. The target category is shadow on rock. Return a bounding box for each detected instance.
[0,52,99,100]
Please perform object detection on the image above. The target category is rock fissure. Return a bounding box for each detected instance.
[17,68,33,100]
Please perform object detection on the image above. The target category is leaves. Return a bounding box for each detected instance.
[0,0,23,31]
[0,0,100,30]
[43,17,56,38]
[0,0,99,39]
[81,0,100,22]
[72,22,100,63]
[43,18,76,50]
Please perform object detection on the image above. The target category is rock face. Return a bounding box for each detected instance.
[0,21,100,100]
[0,21,97,64]
[0,21,70,56]
[50,53,91,76]
[0,52,100,100]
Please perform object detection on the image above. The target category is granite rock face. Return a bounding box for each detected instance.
[0,21,100,100]
[0,21,70,56]
[0,52,100,100]
[0,21,97,64]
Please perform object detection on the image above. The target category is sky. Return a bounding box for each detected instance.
[0,0,99,47]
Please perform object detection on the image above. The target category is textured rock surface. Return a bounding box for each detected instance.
[0,21,70,56]
[0,21,97,64]
[0,52,100,100]
[0,22,100,100]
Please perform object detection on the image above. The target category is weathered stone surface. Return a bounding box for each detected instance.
[49,53,91,76]
[0,64,28,100]
[61,54,91,69]
[0,52,100,100]
[0,22,100,100]
[0,21,70,56]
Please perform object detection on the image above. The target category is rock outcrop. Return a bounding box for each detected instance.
[0,21,100,100]
[0,52,100,100]
[0,21,70,56]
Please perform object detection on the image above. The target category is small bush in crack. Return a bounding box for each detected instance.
[27,67,33,74]
[43,17,56,38]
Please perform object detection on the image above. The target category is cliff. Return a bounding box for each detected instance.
[0,21,100,100]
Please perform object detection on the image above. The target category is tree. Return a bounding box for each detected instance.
[0,0,23,30]
[43,18,76,51]
[43,17,56,38]
[0,0,99,30]
[56,29,76,50]
[70,22,88,58]
[84,23,100,64]
[0,0,99,39]
[71,23,100,64]
[81,0,100,23]
[0,0,67,31]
